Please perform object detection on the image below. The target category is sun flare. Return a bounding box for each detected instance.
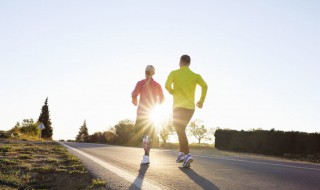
[149,105,171,129]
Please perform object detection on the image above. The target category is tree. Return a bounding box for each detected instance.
[38,98,53,138]
[21,119,34,128]
[87,132,105,143]
[75,120,89,142]
[104,131,118,144]
[86,131,118,144]
[189,119,208,144]
[159,118,175,144]
[14,122,20,129]
[112,119,135,145]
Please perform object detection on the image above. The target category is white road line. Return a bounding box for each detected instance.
[59,142,163,190]
[192,154,320,171]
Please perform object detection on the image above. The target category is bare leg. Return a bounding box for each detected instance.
[143,135,150,156]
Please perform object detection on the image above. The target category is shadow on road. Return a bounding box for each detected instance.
[179,168,220,190]
[128,164,149,190]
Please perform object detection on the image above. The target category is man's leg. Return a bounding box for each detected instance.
[175,122,189,155]
[173,108,195,155]
[174,108,195,168]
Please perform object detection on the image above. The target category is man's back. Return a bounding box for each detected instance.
[165,66,207,109]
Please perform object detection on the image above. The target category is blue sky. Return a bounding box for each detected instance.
[1,1,319,140]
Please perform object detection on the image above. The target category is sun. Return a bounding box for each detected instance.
[149,105,171,129]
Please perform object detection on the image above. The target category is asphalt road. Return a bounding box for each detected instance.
[59,142,320,190]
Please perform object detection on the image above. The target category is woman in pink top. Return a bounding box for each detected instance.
[132,65,164,165]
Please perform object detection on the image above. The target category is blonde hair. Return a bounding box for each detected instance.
[145,65,155,78]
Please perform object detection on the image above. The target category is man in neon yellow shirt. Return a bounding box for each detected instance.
[165,54,208,168]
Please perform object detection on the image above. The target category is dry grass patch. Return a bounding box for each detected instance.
[0,139,105,189]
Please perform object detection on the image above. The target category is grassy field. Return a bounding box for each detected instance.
[0,139,106,190]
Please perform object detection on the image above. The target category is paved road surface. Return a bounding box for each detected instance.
[59,142,320,190]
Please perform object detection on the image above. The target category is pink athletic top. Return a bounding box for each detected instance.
[132,78,164,115]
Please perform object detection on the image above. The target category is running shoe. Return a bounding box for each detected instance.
[182,154,193,168]
[141,155,150,165]
[176,152,185,163]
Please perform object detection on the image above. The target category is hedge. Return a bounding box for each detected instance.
[214,129,320,155]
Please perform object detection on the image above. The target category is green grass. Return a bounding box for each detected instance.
[47,157,59,163]
[31,165,56,172]
[91,178,106,187]
[0,174,23,187]
[18,154,32,159]
[0,158,18,165]
[0,145,11,156]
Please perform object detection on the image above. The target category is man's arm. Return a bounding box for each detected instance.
[165,71,174,95]
[196,75,208,108]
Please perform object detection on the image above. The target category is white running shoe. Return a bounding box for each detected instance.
[141,155,150,165]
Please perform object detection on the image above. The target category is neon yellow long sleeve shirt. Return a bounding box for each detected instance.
[165,66,208,109]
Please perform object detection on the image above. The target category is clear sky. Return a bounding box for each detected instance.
[1,1,319,140]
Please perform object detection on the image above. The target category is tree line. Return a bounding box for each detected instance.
[74,118,215,146]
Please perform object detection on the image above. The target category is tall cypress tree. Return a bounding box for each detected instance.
[38,98,53,139]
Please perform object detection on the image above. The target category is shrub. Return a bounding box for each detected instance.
[215,129,320,156]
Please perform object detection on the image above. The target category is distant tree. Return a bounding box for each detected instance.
[75,120,89,142]
[104,131,118,144]
[14,122,20,128]
[87,132,105,143]
[112,119,135,145]
[159,118,175,144]
[38,98,53,138]
[86,131,118,144]
[189,119,208,144]
[21,119,34,128]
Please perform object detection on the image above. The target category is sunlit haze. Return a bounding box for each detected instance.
[1,1,319,140]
